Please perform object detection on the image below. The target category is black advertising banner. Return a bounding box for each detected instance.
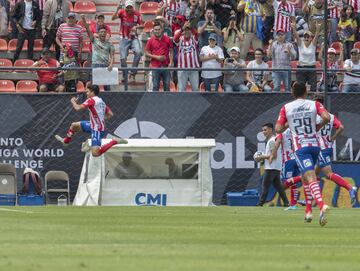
[1,93,359,205]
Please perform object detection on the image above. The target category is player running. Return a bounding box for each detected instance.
[275,82,331,226]
[315,96,357,205]
[55,84,127,156]
[273,128,302,210]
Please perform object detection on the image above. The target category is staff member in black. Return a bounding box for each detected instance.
[255,123,289,207]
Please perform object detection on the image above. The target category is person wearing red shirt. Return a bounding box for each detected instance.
[111,0,143,89]
[145,21,174,91]
[31,48,64,92]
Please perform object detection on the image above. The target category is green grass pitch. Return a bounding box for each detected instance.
[0,206,359,271]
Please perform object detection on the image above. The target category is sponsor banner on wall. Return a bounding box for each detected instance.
[1,93,360,205]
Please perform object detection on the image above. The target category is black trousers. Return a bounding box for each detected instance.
[296,65,317,92]
[43,28,61,60]
[258,169,289,206]
[13,29,36,62]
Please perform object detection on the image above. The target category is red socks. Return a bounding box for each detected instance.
[98,139,118,155]
[328,173,352,191]
[303,184,313,213]
[290,185,298,206]
[309,181,325,210]
[283,176,302,189]
[64,128,75,143]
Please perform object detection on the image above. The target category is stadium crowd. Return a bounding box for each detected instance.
[1,0,360,92]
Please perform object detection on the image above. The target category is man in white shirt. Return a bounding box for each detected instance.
[254,122,289,207]
[343,48,360,93]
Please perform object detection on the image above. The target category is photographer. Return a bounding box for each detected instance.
[223,47,248,92]
[197,7,222,48]
[222,12,243,58]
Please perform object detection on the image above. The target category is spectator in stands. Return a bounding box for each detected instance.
[206,0,235,29]
[58,43,79,92]
[291,21,320,92]
[171,14,186,34]
[185,0,205,30]
[173,22,200,92]
[11,0,41,62]
[318,46,343,92]
[42,0,69,60]
[303,0,326,44]
[223,46,248,92]
[145,21,173,91]
[328,0,341,45]
[81,14,115,92]
[0,0,8,38]
[56,12,83,62]
[238,0,264,60]
[338,5,357,60]
[222,12,243,58]
[157,0,181,27]
[343,48,360,92]
[111,0,143,88]
[199,33,224,92]
[31,47,64,92]
[262,0,275,45]
[272,0,295,42]
[114,152,145,179]
[246,48,272,92]
[154,16,172,36]
[90,14,111,41]
[267,29,296,92]
[197,7,222,49]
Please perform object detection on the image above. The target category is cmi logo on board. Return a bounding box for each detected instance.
[135,193,167,206]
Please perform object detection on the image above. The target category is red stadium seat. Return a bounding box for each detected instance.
[8,39,28,51]
[159,81,177,92]
[0,39,7,51]
[74,1,96,14]
[199,82,223,92]
[68,0,74,12]
[14,59,35,72]
[139,2,158,15]
[143,20,154,33]
[82,60,90,67]
[354,41,360,51]
[330,42,342,54]
[34,39,44,52]
[0,58,13,68]
[82,40,91,53]
[0,80,16,92]
[16,80,38,93]
[76,81,85,92]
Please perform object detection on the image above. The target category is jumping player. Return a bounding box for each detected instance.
[275,82,331,226]
[315,96,357,205]
[55,84,127,156]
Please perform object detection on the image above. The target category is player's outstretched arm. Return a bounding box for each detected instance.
[105,108,114,120]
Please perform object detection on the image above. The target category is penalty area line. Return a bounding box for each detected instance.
[0,208,35,214]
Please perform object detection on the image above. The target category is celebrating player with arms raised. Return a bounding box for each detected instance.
[275,82,331,226]
[55,84,127,157]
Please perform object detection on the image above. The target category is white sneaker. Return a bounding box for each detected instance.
[114,137,128,144]
[81,140,91,152]
[54,135,68,147]
[319,205,330,227]
[304,212,313,223]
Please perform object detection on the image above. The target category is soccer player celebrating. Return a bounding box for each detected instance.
[315,96,357,205]
[275,82,331,226]
[55,84,127,156]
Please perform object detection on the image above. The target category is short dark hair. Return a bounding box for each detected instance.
[262,123,274,129]
[153,21,162,28]
[292,81,306,98]
[254,48,264,55]
[87,84,100,95]
[98,25,106,32]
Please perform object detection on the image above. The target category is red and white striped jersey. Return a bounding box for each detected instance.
[316,113,342,149]
[159,0,181,26]
[349,0,360,13]
[273,0,295,32]
[328,3,341,19]
[276,128,295,163]
[277,99,327,151]
[82,96,110,132]
[174,35,200,68]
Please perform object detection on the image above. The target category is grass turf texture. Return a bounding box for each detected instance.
[0,206,359,271]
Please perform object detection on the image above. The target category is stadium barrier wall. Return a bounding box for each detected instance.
[0,92,359,205]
